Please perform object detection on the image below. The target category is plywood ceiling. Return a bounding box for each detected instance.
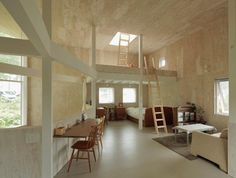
[0,3,27,39]
[0,1,227,54]
[52,0,227,54]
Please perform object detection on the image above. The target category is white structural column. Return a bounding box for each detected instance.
[228,0,236,177]
[42,1,53,178]
[91,25,96,117]
[138,34,144,130]
[42,59,53,178]
[42,0,52,38]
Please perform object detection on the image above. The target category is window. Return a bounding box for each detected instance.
[109,32,137,46]
[99,87,114,104]
[123,88,136,103]
[159,57,166,68]
[215,79,229,116]
[0,54,27,128]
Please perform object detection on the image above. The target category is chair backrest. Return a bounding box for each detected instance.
[99,116,105,136]
[87,126,98,147]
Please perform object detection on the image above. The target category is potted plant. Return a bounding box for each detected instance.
[195,105,206,124]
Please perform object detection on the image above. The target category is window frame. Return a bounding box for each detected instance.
[159,57,166,68]
[98,87,115,104]
[0,55,27,127]
[122,87,137,104]
[214,78,229,117]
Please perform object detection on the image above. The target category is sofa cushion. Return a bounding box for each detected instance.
[220,128,228,139]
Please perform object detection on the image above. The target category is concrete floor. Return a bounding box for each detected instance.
[55,120,230,178]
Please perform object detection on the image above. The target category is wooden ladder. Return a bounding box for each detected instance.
[118,33,130,66]
[144,57,168,134]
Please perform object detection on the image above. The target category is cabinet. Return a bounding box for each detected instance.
[175,105,196,126]
[115,107,127,120]
[96,107,108,124]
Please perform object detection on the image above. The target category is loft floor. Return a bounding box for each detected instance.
[55,120,230,178]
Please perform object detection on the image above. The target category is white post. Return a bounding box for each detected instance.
[42,1,53,178]
[42,0,52,38]
[138,34,143,130]
[42,58,53,178]
[91,24,96,117]
[228,0,236,176]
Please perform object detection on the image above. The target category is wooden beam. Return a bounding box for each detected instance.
[42,1,53,177]
[0,63,82,84]
[53,74,82,84]
[138,34,143,130]
[1,0,51,57]
[41,58,53,178]
[0,37,39,56]
[0,63,40,77]
[1,0,97,78]
[91,24,96,68]
[42,0,52,38]
[97,72,142,81]
[91,25,96,117]
[228,0,236,176]
[50,43,96,78]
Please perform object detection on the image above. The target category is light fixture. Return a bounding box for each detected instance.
[109,32,137,46]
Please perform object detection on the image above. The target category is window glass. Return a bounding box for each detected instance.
[0,54,26,128]
[159,57,166,68]
[123,88,136,103]
[99,88,114,104]
[215,79,229,116]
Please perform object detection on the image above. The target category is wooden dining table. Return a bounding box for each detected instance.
[54,119,100,138]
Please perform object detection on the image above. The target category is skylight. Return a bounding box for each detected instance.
[109,32,137,46]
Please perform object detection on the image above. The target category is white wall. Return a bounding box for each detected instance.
[0,127,41,178]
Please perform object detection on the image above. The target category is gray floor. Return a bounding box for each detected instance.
[55,120,230,178]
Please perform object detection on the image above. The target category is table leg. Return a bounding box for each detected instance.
[175,129,177,143]
[186,131,189,145]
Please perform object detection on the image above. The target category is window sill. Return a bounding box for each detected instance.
[214,114,229,118]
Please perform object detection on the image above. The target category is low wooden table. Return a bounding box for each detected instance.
[54,119,100,138]
[173,124,216,145]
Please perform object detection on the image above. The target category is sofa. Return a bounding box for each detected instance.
[190,129,228,172]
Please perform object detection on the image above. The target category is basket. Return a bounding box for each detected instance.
[54,126,66,136]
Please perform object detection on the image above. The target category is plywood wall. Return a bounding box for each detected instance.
[148,76,179,107]
[28,57,84,126]
[148,14,228,130]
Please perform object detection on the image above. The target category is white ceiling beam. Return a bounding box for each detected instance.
[50,43,96,78]
[0,0,96,78]
[1,0,51,57]
[0,63,40,77]
[0,63,82,84]
[0,37,39,56]
[53,74,82,84]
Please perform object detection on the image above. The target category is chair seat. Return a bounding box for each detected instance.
[71,140,94,150]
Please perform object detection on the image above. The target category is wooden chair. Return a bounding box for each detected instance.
[67,126,98,173]
[96,116,105,153]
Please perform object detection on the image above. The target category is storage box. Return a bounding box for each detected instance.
[54,127,66,136]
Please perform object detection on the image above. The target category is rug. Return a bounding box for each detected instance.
[152,134,197,160]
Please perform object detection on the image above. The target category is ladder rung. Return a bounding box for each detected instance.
[155,112,163,114]
[120,39,129,42]
[157,126,166,129]
[156,119,164,121]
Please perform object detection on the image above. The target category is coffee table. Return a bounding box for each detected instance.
[173,124,216,145]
